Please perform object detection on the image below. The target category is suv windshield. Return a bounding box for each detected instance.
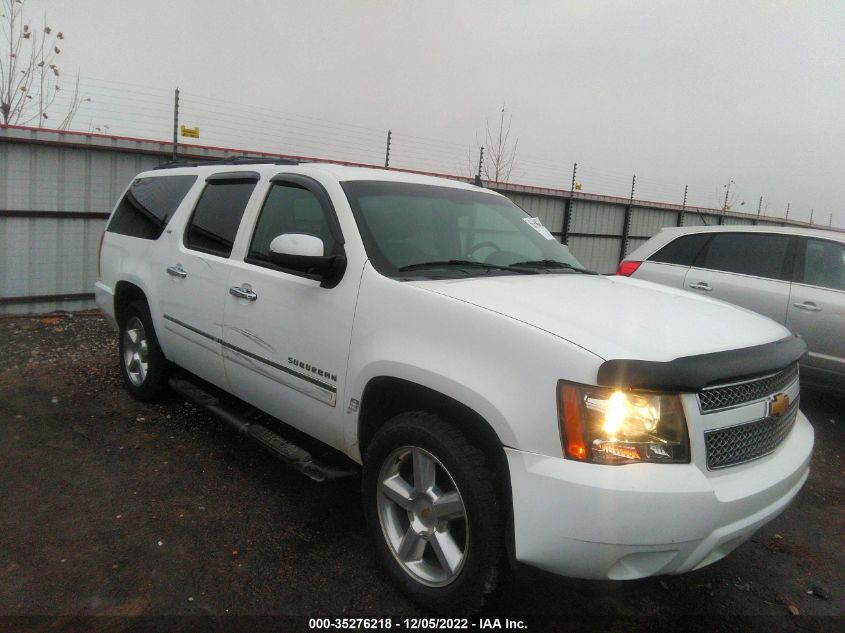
[342,180,588,278]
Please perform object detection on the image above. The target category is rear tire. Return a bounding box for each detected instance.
[362,411,503,614]
[118,300,169,401]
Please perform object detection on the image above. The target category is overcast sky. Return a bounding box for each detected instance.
[19,0,845,225]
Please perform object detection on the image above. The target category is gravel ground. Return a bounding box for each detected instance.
[0,313,843,625]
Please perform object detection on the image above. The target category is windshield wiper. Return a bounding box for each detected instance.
[509,259,597,274]
[399,259,537,274]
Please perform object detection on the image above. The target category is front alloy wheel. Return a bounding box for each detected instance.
[362,412,503,614]
[377,446,468,586]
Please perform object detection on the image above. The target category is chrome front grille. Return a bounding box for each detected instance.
[698,364,799,413]
[704,400,799,470]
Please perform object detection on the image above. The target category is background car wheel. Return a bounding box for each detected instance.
[362,411,503,614]
[118,300,169,401]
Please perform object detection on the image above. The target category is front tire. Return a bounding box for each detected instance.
[118,300,169,401]
[362,412,503,614]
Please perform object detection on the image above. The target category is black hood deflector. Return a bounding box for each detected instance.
[597,334,807,392]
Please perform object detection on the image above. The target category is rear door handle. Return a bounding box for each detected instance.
[793,301,821,312]
[688,281,712,292]
[166,264,187,278]
[229,286,258,301]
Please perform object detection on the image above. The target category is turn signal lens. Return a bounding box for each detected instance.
[557,381,690,465]
[616,260,642,276]
[559,384,587,460]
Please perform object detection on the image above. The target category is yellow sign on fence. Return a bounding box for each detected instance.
[180,125,200,139]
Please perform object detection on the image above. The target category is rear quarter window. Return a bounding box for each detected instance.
[107,175,197,240]
[648,233,711,266]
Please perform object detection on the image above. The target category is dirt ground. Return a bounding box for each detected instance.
[0,313,843,625]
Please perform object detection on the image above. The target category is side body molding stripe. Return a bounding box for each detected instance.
[597,334,807,391]
[163,314,337,393]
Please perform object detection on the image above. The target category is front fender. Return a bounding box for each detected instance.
[347,359,517,458]
[342,265,604,461]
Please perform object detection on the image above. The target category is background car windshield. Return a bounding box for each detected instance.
[342,181,584,277]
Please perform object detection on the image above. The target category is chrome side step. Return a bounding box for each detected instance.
[168,377,359,482]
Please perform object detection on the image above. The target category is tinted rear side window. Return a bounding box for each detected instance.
[801,239,845,290]
[649,233,710,266]
[107,175,197,240]
[699,233,791,280]
[184,179,257,257]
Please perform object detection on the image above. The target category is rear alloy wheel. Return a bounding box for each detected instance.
[118,300,169,401]
[122,316,149,387]
[363,412,503,613]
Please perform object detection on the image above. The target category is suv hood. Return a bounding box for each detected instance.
[409,273,791,362]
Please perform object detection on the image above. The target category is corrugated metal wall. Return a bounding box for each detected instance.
[570,200,625,235]
[568,235,623,273]
[1,142,153,210]
[563,200,624,271]
[721,216,755,226]
[505,192,564,234]
[0,216,105,313]
[1,127,837,313]
[631,208,677,236]
[0,137,162,314]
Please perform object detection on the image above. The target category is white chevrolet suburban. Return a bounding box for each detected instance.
[96,159,813,613]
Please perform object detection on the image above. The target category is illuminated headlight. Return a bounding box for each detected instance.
[558,381,690,464]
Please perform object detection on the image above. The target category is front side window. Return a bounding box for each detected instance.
[342,181,586,278]
[107,175,197,240]
[801,239,845,290]
[649,233,711,266]
[698,233,791,281]
[247,182,340,265]
[184,176,257,257]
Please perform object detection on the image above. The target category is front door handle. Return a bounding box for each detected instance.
[793,301,821,312]
[166,264,187,279]
[688,281,712,292]
[229,286,258,301]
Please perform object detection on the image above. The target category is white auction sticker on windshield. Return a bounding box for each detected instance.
[523,217,555,240]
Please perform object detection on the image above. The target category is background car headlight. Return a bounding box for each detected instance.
[558,381,690,464]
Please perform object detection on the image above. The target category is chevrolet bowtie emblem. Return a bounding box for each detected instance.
[770,393,790,417]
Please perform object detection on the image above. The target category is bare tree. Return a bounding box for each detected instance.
[715,179,745,212]
[460,105,520,183]
[0,0,87,127]
[482,104,518,183]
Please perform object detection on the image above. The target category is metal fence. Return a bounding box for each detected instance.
[493,185,796,274]
[0,124,837,315]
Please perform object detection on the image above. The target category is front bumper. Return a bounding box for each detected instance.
[506,411,813,580]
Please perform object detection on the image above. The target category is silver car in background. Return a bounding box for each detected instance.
[619,226,845,386]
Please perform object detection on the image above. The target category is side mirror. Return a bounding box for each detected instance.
[268,233,343,277]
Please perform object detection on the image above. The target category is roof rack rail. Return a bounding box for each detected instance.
[154,156,300,170]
